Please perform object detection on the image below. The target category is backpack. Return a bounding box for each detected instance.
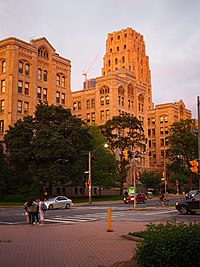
[29,205,37,213]
[41,202,47,212]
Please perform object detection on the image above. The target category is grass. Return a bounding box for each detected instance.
[0,195,123,206]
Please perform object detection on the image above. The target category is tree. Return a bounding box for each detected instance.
[88,125,119,193]
[167,119,198,187]
[0,142,10,195]
[101,114,146,193]
[140,171,162,191]
[4,103,92,195]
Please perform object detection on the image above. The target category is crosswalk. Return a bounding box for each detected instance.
[45,210,130,224]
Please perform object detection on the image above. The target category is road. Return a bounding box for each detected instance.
[0,196,200,225]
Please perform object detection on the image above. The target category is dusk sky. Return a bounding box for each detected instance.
[1,0,199,118]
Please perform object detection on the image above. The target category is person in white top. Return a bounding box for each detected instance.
[36,198,45,224]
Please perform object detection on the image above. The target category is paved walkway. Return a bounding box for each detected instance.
[0,221,147,267]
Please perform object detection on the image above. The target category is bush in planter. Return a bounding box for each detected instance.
[130,222,200,267]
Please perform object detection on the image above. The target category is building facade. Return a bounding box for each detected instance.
[0,37,72,141]
[0,28,192,190]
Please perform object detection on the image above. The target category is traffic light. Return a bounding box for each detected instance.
[190,160,198,173]
[135,172,140,180]
[123,149,129,161]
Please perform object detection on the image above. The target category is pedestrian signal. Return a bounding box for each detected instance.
[189,160,198,173]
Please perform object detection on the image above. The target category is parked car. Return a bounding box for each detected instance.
[175,194,200,215]
[185,190,200,199]
[124,193,147,204]
[44,196,73,210]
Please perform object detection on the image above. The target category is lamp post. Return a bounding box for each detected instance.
[88,143,108,204]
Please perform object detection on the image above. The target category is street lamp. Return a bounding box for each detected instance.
[88,143,108,204]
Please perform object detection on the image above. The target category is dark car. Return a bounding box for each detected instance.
[175,194,200,215]
[185,190,200,199]
[124,193,147,204]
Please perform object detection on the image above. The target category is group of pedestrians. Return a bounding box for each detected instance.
[24,197,47,226]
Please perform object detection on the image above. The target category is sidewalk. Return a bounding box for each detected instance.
[0,221,147,267]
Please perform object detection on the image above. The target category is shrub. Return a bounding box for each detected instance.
[130,222,200,267]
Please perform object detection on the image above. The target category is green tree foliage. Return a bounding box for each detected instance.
[140,171,162,190]
[4,103,92,193]
[88,125,119,190]
[167,119,198,181]
[101,114,146,192]
[0,142,9,195]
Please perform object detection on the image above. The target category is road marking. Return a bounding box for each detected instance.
[144,210,177,215]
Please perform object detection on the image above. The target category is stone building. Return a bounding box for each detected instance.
[0,28,192,190]
[0,37,72,141]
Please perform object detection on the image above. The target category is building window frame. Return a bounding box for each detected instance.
[17,100,22,114]
[18,62,23,74]
[0,100,5,113]
[24,82,29,95]
[0,120,4,133]
[1,80,5,93]
[2,61,6,73]
[18,81,23,93]
[61,93,65,105]
[25,64,30,76]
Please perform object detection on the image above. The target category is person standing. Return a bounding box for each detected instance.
[37,198,46,225]
[25,199,37,225]
[159,190,165,207]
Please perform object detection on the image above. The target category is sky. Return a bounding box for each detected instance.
[1,0,200,118]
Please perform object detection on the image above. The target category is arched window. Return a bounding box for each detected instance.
[100,96,104,106]
[44,50,48,59]
[61,76,65,87]
[18,62,23,74]
[43,70,48,82]
[106,95,109,105]
[38,47,43,56]
[25,64,30,76]
[56,74,60,86]
[138,94,144,112]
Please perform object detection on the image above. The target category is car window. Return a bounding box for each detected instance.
[194,194,200,200]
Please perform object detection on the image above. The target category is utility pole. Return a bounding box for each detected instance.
[197,96,200,190]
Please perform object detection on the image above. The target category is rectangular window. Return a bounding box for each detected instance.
[56,91,60,104]
[18,81,23,93]
[1,80,5,93]
[25,64,29,76]
[37,87,41,99]
[2,61,6,73]
[100,110,104,120]
[160,127,164,135]
[24,82,29,95]
[91,99,95,108]
[0,100,5,113]
[118,96,120,105]
[165,127,168,134]
[78,101,81,110]
[0,120,4,133]
[17,100,22,114]
[86,100,90,109]
[43,88,47,101]
[106,109,110,119]
[18,62,23,74]
[38,69,42,80]
[87,113,90,122]
[128,100,130,109]
[91,112,95,122]
[24,102,29,114]
[61,93,65,105]
[73,102,77,111]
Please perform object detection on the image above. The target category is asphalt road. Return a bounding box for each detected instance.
[0,197,200,225]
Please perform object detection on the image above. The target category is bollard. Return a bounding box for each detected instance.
[107,207,113,232]
[25,212,29,224]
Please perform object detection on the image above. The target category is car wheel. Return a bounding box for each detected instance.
[65,203,70,209]
[49,204,53,210]
[179,205,188,215]
[143,198,147,203]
